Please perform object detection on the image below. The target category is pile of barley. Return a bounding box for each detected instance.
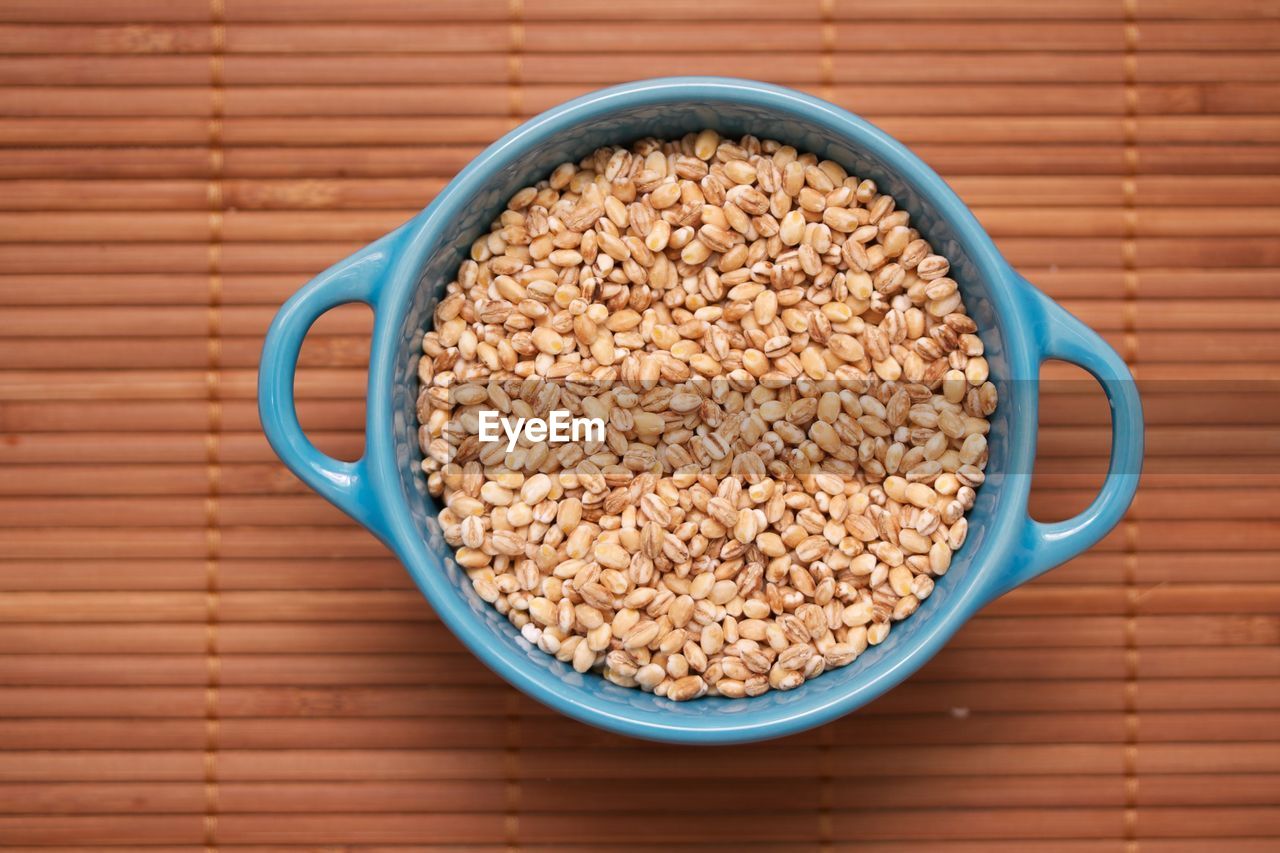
[417,130,995,701]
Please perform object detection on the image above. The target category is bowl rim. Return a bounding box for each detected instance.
[365,77,1037,743]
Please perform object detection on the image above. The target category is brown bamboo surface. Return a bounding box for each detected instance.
[0,0,1278,850]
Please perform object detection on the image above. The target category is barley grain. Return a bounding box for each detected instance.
[416,130,994,701]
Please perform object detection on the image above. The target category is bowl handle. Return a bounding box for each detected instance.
[993,281,1144,599]
[257,229,402,543]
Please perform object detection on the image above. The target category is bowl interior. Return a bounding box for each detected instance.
[384,84,1029,741]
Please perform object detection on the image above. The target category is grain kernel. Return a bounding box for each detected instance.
[417,130,993,702]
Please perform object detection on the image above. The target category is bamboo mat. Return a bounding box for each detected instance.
[0,0,1278,849]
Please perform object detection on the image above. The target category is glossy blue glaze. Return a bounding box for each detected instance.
[259,78,1143,744]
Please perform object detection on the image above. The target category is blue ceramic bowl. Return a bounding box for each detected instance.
[260,78,1142,744]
